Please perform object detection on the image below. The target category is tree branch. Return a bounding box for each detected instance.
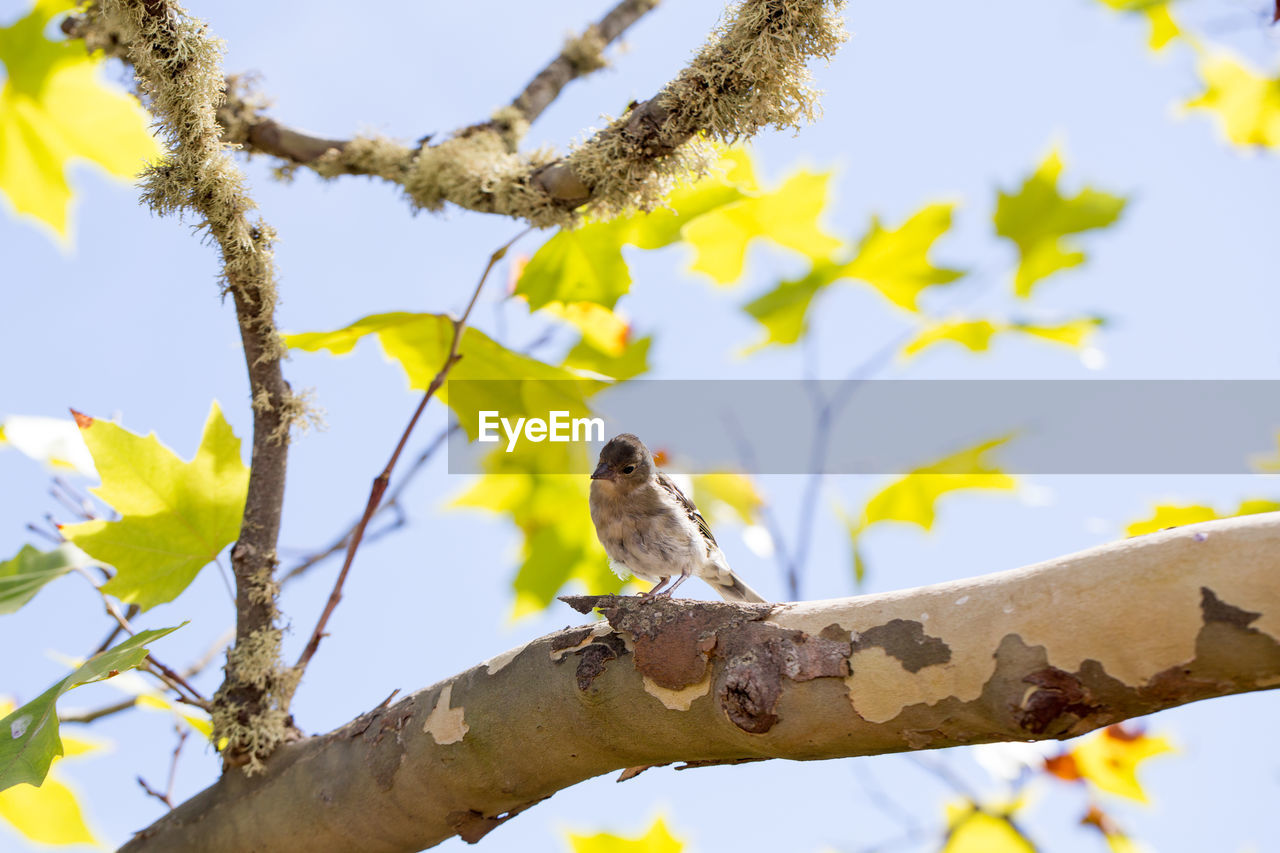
[120,513,1280,852]
[292,229,530,677]
[96,0,300,768]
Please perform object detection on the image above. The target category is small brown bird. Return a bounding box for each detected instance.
[589,433,766,603]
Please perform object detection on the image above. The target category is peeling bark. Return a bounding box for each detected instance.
[120,513,1280,852]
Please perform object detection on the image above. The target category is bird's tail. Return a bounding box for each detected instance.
[715,570,767,604]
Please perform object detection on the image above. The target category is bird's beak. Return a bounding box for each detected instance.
[590,461,614,481]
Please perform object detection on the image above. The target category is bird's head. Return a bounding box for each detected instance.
[590,433,653,492]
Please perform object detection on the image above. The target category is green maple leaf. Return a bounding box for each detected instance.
[62,403,249,611]
[0,625,183,791]
[994,149,1127,297]
[742,201,964,350]
[0,0,160,242]
[0,543,91,614]
[285,312,605,439]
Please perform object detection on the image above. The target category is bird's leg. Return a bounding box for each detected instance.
[658,568,694,598]
[642,577,673,597]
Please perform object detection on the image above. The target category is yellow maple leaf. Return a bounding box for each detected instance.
[0,0,160,243]
[1184,52,1280,149]
[567,816,685,853]
[1125,498,1280,537]
[682,168,842,284]
[942,803,1035,853]
[1069,725,1174,803]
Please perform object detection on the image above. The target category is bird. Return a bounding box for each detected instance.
[588,433,766,603]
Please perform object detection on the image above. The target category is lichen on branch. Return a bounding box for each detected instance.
[95,0,300,771]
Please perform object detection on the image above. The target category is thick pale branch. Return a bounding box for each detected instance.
[121,514,1280,852]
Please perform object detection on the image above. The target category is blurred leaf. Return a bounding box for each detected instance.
[562,335,652,381]
[995,149,1127,297]
[683,168,842,284]
[1184,52,1280,149]
[0,414,96,476]
[857,437,1018,532]
[0,771,99,846]
[1069,725,1174,803]
[452,448,622,615]
[741,272,825,349]
[516,219,635,310]
[135,694,212,740]
[742,201,963,350]
[902,316,1104,358]
[1252,433,1280,472]
[513,148,753,309]
[62,403,248,611]
[0,0,160,241]
[568,816,685,853]
[691,473,763,525]
[286,312,604,439]
[942,804,1035,853]
[840,202,965,310]
[0,543,91,614]
[1125,498,1280,537]
[1094,0,1180,51]
[539,301,630,355]
[0,625,182,791]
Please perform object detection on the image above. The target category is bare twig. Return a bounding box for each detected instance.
[280,424,456,584]
[71,566,210,709]
[138,726,189,810]
[60,696,139,725]
[293,228,532,674]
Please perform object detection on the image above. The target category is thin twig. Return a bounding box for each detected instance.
[25,522,63,546]
[60,696,139,725]
[71,566,210,709]
[137,726,188,810]
[294,227,532,673]
[280,423,457,583]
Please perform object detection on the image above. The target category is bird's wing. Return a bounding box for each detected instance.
[656,471,718,549]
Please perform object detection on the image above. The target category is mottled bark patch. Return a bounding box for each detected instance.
[573,633,629,691]
[852,619,951,673]
[560,596,850,734]
[1200,586,1261,628]
[447,798,546,844]
[364,701,415,792]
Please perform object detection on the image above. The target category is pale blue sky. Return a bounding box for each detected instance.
[2,1,1278,851]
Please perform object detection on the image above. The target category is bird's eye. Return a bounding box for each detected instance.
[622,465,636,475]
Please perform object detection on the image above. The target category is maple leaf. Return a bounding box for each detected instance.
[942,803,1035,853]
[1067,725,1174,803]
[285,312,605,438]
[1125,498,1280,537]
[742,201,964,350]
[61,403,249,611]
[1094,0,1181,51]
[0,626,182,791]
[567,816,686,853]
[681,167,842,284]
[0,700,103,847]
[0,0,160,242]
[995,149,1127,297]
[1184,52,1280,149]
[902,316,1104,358]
